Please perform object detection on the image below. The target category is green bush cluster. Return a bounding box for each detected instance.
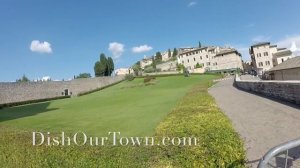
[125,74,134,81]
[143,75,156,83]
[144,66,156,73]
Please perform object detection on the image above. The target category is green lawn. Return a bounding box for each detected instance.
[0,75,209,137]
[0,74,246,167]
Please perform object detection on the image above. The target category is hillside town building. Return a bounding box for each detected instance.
[115,68,133,76]
[268,56,300,80]
[249,42,294,75]
[140,56,153,69]
[178,46,243,73]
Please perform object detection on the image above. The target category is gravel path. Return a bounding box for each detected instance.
[208,78,300,167]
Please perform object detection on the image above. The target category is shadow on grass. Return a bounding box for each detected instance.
[0,102,58,122]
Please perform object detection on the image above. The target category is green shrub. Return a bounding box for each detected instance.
[125,74,135,81]
[144,66,156,73]
[143,75,156,83]
[184,67,190,77]
[195,63,203,68]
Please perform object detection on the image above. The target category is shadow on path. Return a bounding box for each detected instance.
[0,102,58,122]
[233,83,300,110]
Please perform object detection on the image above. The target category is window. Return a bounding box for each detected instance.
[187,59,189,63]
[206,55,208,58]
[258,62,263,67]
[264,52,268,56]
[182,61,184,64]
[281,58,284,62]
[200,56,202,60]
[257,53,262,57]
[193,58,196,61]
[196,51,198,54]
[206,62,210,66]
[265,61,270,65]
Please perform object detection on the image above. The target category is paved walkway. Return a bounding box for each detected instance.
[208,78,300,167]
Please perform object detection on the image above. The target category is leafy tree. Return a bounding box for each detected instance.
[155,52,162,62]
[168,49,171,58]
[94,53,114,77]
[183,67,190,77]
[198,41,202,48]
[195,63,203,68]
[107,57,114,76]
[16,74,30,82]
[76,73,91,79]
[132,61,141,76]
[144,66,155,73]
[94,61,103,77]
[125,74,134,81]
[176,63,184,71]
[172,48,178,57]
[151,56,156,69]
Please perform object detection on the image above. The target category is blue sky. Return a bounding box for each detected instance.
[1,0,300,81]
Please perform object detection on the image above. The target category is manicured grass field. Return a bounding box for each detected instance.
[0,74,246,167]
[0,75,209,136]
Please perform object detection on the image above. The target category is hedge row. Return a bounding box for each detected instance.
[0,96,70,109]
[136,72,221,79]
[150,78,246,167]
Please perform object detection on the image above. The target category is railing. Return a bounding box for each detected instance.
[258,138,300,168]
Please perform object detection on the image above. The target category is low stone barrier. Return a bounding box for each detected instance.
[234,75,300,104]
[0,76,124,105]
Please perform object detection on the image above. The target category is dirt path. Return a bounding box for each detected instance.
[208,78,300,167]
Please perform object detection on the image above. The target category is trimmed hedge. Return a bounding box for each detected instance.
[0,96,70,109]
[150,79,246,167]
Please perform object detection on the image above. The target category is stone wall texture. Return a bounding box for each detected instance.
[0,76,124,104]
[234,75,300,104]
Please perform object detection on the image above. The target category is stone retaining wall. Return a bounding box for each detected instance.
[234,75,300,104]
[0,76,124,104]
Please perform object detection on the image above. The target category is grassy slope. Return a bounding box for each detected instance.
[0,74,245,167]
[0,75,206,136]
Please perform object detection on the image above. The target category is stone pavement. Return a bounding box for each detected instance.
[208,78,300,167]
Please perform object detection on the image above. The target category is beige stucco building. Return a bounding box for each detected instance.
[115,68,133,76]
[178,46,243,73]
[156,60,177,72]
[161,51,173,61]
[140,56,153,69]
[249,42,294,75]
[268,56,300,80]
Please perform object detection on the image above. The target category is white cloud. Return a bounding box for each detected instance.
[252,35,271,43]
[30,40,52,53]
[108,42,124,59]
[132,45,153,53]
[276,35,300,55]
[188,1,197,7]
